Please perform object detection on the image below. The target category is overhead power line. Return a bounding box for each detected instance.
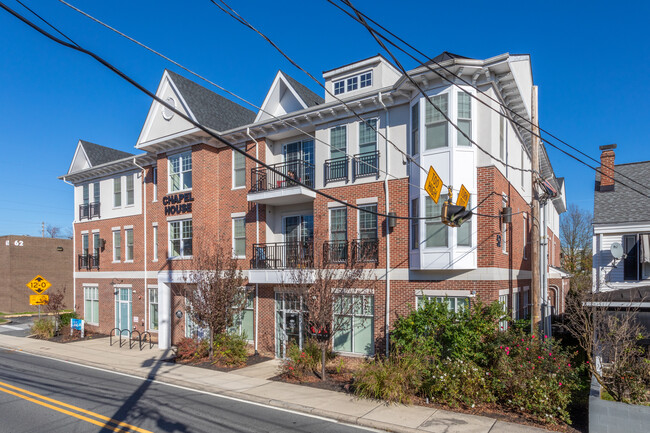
[0,1,455,222]
[52,0,432,196]
[329,0,650,196]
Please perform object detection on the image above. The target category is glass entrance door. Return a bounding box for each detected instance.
[275,293,307,358]
[115,288,132,336]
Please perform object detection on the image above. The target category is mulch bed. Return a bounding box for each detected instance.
[170,348,272,372]
[272,357,585,433]
[43,325,108,343]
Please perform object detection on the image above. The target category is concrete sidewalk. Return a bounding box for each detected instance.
[0,334,551,433]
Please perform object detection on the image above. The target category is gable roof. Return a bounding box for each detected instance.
[80,140,134,166]
[594,161,650,224]
[281,71,324,107]
[166,70,256,131]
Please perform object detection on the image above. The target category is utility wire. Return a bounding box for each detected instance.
[53,0,430,196]
[330,0,650,195]
[208,0,440,185]
[0,1,452,222]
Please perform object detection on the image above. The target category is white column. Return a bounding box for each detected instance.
[158,280,172,349]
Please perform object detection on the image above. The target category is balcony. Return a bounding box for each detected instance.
[323,240,348,264]
[79,202,100,220]
[351,238,379,264]
[352,151,380,180]
[251,241,314,270]
[324,157,349,185]
[248,160,316,206]
[78,254,99,270]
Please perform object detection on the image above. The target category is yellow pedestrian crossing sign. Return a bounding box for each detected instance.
[27,275,51,295]
[424,166,443,204]
[456,184,470,208]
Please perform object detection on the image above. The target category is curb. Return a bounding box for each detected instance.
[1,312,60,318]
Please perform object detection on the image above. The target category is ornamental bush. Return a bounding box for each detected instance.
[421,359,494,407]
[175,337,208,360]
[213,333,248,367]
[31,318,56,339]
[490,331,580,424]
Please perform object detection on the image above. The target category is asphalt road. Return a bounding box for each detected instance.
[0,350,378,433]
[0,316,34,337]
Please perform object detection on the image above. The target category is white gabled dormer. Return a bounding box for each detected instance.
[68,140,92,174]
[136,70,197,148]
[322,54,401,103]
[256,71,323,122]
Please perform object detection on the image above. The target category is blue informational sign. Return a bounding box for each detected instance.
[71,318,83,331]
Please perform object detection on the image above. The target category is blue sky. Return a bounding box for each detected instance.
[0,0,648,236]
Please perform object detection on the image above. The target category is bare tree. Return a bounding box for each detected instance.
[45,224,62,238]
[565,290,650,403]
[281,241,369,380]
[44,286,67,333]
[185,239,246,359]
[560,204,593,291]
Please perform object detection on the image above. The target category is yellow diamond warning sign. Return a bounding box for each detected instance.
[30,295,49,306]
[456,184,470,208]
[424,166,443,204]
[27,275,51,295]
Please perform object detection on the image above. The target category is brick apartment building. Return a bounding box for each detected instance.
[60,52,568,357]
[0,235,73,313]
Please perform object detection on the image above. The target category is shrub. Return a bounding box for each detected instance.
[213,333,248,367]
[280,339,322,378]
[176,337,208,360]
[59,312,78,327]
[31,318,56,339]
[490,331,580,424]
[421,359,494,407]
[391,298,504,366]
[353,354,423,404]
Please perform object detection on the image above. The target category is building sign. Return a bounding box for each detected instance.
[163,192,194,216]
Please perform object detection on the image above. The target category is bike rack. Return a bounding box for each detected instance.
[110,328,154,350]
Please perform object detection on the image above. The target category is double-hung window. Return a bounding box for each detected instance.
[93,181,100,204]
[411,102,419,155]
[330,126,347,160]
[411,198,419,249]
[82,184,89,206]
[359,119,377,155]
[126,174,134,206]
[499,294,509,331]
[152,167,158,201]
[169,152,192,192]
[84,286,99,324]
[81,184,90,219]
[233,218,246,258]
[149,288,158,330]
[169,219,192,258]
[233,148,246,188]
[499,115,506,161]
[82,233,89,257]
[359,205,378,240]
[457,92,471,146]
[523,214,528,260]
[230,291,254,340]
[93,233,100,258]
[425,94,448,149]
[329,207,347,263]
[457,198,472,247]
[113,230,121,262]
[125,229,134,261]
[501,198,508,254]
[113,177,121,207]
[152,225,158,261]
[359,72,372,88]
[425,194,448,247]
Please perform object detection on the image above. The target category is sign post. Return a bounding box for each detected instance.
[27,275,51,319]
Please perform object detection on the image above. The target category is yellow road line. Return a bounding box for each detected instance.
[0,380,153,433]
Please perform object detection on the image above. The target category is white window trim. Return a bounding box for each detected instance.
[356,197,377,205]
[152,224,158,262]
[232,146,246,190]
[112,230,121,263]
[152,167,158,203]
[167,151,192,194]
[113,176,122,209]
[168,218,192,259]
[148,286,159,332]
[83,286,99,325]
[124,228,134,263]
[232,217,246,259]
[125,173,135,207]
[332,70,373,96]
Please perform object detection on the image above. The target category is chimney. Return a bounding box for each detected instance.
[599,144,617,191]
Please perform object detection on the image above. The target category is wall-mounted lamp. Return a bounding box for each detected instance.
[56,246,64,251]
[175,310,183,319]
[99,238,106,251]
[501,207,512,224]
[388,212,397,229]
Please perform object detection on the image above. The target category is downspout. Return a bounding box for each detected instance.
[379,92,391,357]
[247,127,260,354]
[62,177,76,313]
[133,158,147,333]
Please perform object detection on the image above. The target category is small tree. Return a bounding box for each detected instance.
[185,241,246,360]
[44,286,67,333]
[45,224,62,238]
[565,290,650,403]
[282,242,368,380]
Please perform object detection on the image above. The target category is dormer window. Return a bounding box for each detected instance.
[333,71,373,96]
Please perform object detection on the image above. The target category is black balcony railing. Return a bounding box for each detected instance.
[323,240,348,264]
[324,156,349,185]
[78,254,100,270]
[79,202,100,220]
[250,160,315,193]
[352,238,379,264]
[353,151,380,180]
[251,241,314,269]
